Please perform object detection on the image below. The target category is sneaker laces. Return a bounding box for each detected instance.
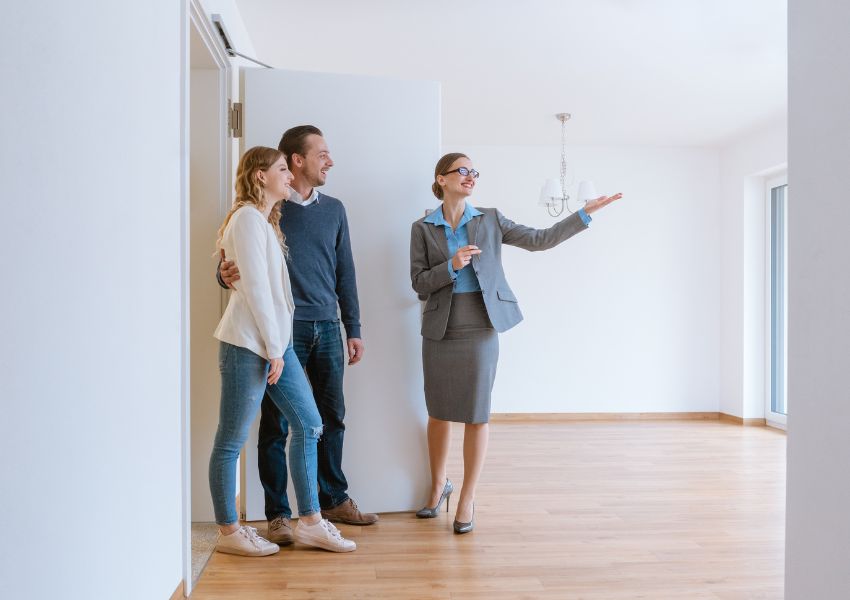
[344,498,364,517]
[270,516,288,529]
[242,526,268,548]
[321,519,344,541]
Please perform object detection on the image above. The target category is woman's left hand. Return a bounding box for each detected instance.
[267,357,284,385]
[584,192,623,215]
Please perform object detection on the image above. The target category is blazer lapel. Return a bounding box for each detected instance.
[467,212,483,269]
[425,222,450,261]
[466,212,480,248]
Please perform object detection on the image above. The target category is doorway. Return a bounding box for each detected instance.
[184,2,232,595]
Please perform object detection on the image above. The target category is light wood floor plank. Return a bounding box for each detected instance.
[188,420,785,599]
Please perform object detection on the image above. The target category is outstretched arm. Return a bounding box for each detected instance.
[498,210,587,251]
[500,193,623,251]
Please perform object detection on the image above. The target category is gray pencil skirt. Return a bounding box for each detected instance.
[422,292,499,424]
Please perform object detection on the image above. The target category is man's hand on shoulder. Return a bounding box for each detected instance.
[347,338,365,366]
[219,249,241,288]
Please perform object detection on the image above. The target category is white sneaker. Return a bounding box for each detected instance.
[216,525,280,557]
[294,518,357,552]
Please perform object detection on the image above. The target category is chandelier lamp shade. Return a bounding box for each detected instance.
[576,180,598,205]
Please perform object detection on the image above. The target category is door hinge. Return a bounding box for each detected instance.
[228,101,243,138]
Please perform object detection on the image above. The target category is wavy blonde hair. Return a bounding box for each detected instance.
[216,146,288,256]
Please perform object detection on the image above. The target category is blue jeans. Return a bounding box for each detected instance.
[258,319,349,517]
[209,342,323,525]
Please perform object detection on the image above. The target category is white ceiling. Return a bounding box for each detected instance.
[234,0,786,147]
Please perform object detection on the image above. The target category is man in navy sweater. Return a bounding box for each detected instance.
[219,125,377,543]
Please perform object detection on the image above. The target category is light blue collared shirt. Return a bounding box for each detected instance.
[424,203,484,293]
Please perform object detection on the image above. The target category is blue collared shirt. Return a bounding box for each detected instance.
[424,203,484,293]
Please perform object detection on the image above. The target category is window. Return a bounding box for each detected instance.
[766,174,788,426]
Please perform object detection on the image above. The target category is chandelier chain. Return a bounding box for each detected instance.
[560,116,568,200]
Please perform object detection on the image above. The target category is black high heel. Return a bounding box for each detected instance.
[416,479,453,518]
[453,503,474,534]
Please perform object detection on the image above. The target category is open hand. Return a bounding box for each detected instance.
[584,192,623,215]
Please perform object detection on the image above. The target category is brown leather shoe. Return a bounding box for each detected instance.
[321,498,379,525]
[266,516,294,545]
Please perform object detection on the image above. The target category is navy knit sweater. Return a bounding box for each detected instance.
[279,192,361,339]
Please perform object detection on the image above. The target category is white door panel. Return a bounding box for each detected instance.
[240,68,440,518]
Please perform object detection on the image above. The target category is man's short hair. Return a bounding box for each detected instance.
[278,125,323,167]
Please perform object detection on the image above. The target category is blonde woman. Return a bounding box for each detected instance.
[209,146,355,556]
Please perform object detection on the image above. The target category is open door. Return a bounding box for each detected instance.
[238,68,440,519]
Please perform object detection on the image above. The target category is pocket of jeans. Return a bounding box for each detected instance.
[218,343,233,372]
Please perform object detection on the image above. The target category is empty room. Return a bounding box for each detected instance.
[2,1,847,599]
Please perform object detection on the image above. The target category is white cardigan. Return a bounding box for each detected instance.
[214,206,295,360]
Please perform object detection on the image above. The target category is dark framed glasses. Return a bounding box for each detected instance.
[442,167,480,179]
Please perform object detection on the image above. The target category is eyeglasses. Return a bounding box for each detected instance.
[442,167,480,179]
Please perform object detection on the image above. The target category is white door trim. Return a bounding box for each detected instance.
[181,0,232,595]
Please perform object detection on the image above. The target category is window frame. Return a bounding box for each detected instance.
[764,173,788,429]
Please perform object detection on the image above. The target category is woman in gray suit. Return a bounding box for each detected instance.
[410,152,621,533]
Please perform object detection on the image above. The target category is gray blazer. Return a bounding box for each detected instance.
[410,207,588,340]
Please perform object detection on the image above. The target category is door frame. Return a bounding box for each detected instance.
[181,0,232,594]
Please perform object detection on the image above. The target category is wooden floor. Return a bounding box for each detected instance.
[189,420,786,599]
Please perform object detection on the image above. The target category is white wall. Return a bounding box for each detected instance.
[0,3,183,599]
[786,0,850,597]
[717,122,787,419]
[451,145,721,414]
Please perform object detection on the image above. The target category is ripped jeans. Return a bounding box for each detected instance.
[209,342,323,525]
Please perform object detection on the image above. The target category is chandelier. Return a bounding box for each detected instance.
[539,113,597,217]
